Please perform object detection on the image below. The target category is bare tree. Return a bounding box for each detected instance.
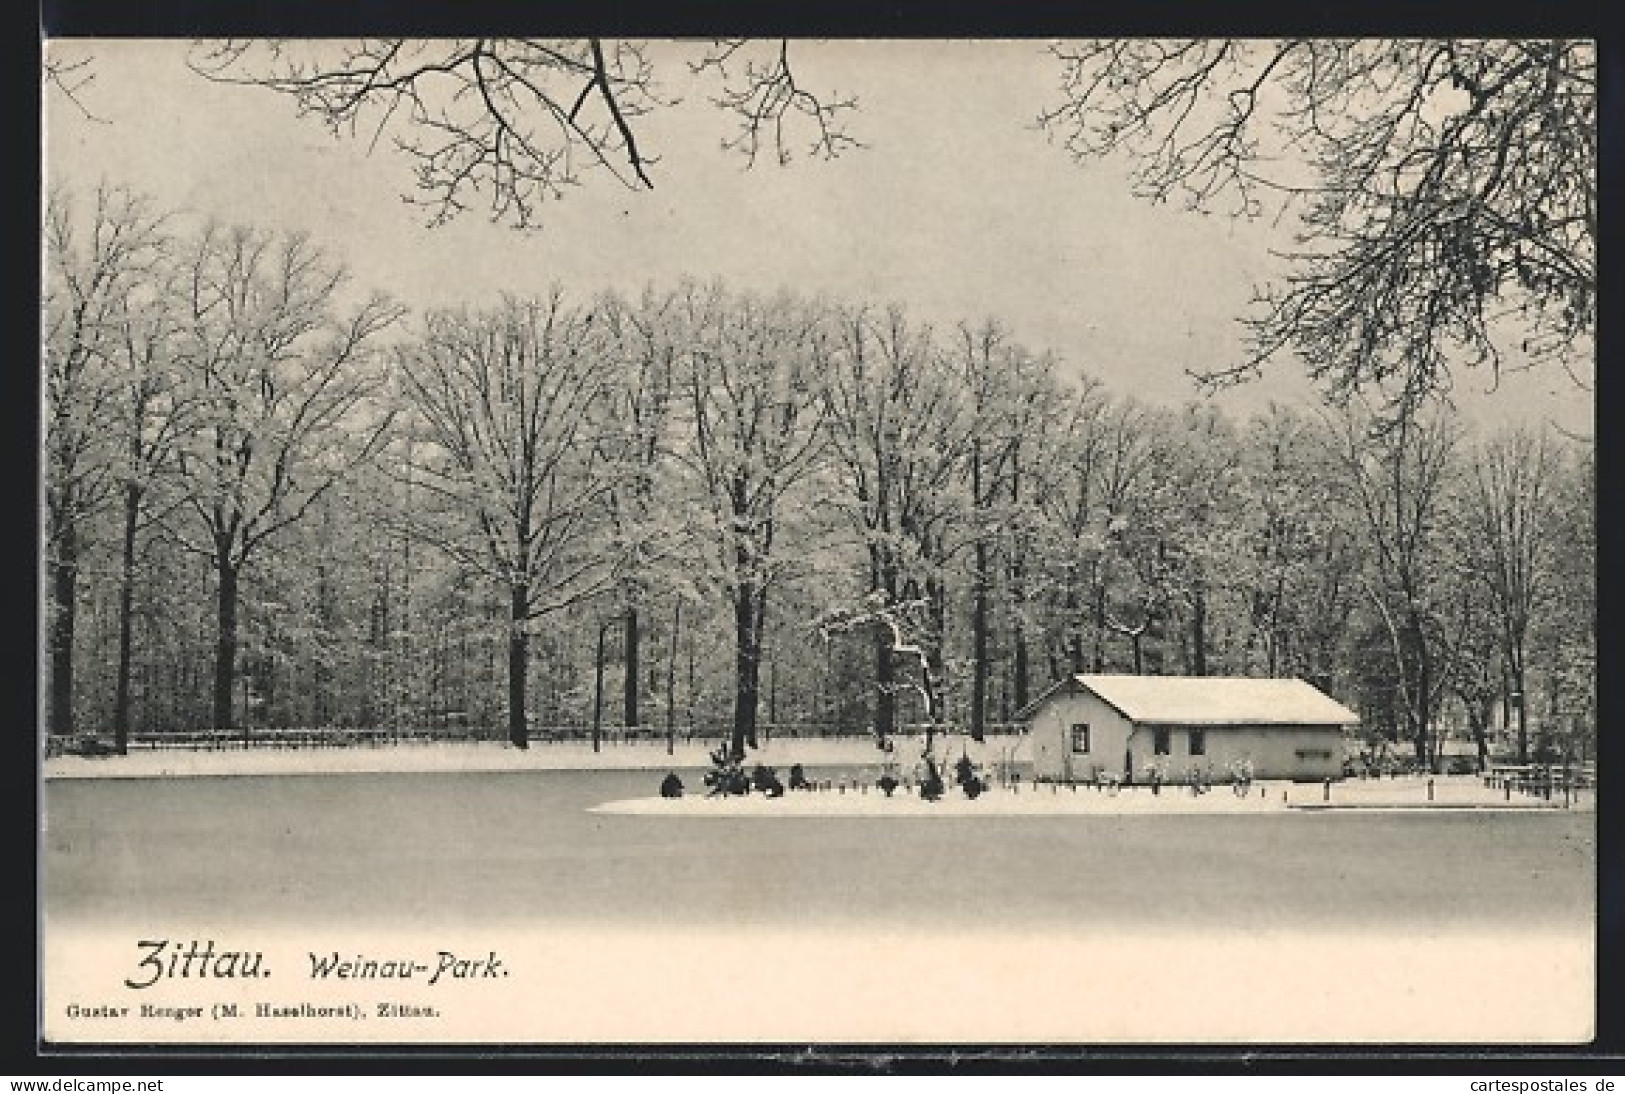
[189,39,859,230]
[1533,445,1594,763]
[44,53,106,121]
[688,40,861,167]
[1236,403,1362,688]
[952,320,1058,739]
[677,285,828,759]
[1334,401,1461,768]
[1465,426,1560,762]
[1085,398,1166,673]
[43,182,167,738]
[1042,39,1596,417]
[594,288,690,733]
[104,238,193,751]
[1150,403,1247,677]
[397,292,622,748]
[1434,541,1504,774]
[1032,380,1112,680]
[820,305,970,747]
[167,223,401,735]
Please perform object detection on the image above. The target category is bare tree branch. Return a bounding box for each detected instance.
[1042,38,1595,419]
[189,38,861,230]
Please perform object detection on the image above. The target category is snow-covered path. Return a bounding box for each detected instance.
[40,736,957,780]
[42,739,1592,813]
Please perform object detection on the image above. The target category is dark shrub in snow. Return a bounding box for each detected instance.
[954,754,986,800]
[919,756,945,802]
[703,747,751,797]
[751,764,785,798]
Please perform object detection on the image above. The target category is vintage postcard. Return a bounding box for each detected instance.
[39,38,1596,1048]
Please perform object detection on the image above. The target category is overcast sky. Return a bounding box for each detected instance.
[43,38,1592,436]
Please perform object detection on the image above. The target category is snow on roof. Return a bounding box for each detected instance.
[1059,675,1359,726]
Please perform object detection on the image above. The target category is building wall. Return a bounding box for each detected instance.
[1125,723,1345,782]
[1030,690,1135,782]
[1030,688,1347,782]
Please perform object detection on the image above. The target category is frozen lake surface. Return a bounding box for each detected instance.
[43,768,1595,935]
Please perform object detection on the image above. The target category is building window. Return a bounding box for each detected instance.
[1070,724,1091,754]
[1189,728,1206,756]
[1153,727,1171,756]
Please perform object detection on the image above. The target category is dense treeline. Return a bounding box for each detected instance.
[43,182,1596,768]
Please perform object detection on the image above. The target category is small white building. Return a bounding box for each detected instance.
[1020,675,1359,784]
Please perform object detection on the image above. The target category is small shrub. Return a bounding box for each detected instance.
[659,772,685,799]
[919,756,945,802]
[702,746,751,797]
[877,774,900,797]
[954,753,986,800]
[751,764,786,798]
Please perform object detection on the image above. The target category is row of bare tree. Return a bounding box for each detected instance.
[44,182,1595,766]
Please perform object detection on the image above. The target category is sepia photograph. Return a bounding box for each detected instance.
[39,37,1596,1049]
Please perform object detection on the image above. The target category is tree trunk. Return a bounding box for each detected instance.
[212,557,239,734]
[874,625,896,742]
[971,541,989,742]
[112,482,143,753]
[666,599,680,756]
[49,519,79,738]
[731,586,764,759]
[1064,575,1085,675]
[1008,547,1030,710]
[623,603,640,728]
[1190,582,1208,677]
[1090,577,1108,672]
[592,620,607,753]
[686,628,696,742]
[1510,654,1529,764]
[1013,629,1030,713]
[872,556,898,744]
[1407,610,1430,768]
[507,583,530,748]
[926,572,948,727]
[1469,699,1491,774]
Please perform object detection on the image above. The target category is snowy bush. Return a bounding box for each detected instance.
[703,747,751,797]
[954,753,986,799]
[751,764,786,797]
[919,756,945,801]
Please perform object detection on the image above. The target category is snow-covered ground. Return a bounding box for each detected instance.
[597,775,1591,817]
[39,735,930,780]
[42,739,1592,813]
[598,783,1286,816]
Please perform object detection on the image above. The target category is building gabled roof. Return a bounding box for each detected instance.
[1017,674,1358,726]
